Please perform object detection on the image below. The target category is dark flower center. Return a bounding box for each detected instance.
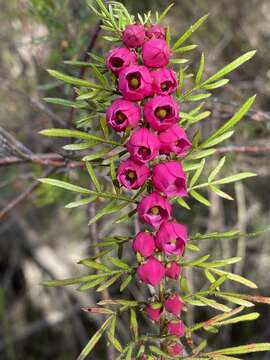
[155,106,172,120]
[115,111,127,125]
[127,72,141,89]
[138,146,151,159]
[126,170,137,184]
[110,57,124,68]
[161,81,172,91]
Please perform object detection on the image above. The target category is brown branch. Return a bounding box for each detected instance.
[216,145,270,154]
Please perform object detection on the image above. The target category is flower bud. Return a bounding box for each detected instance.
[166,262,182,280]
[117,159,150,190]
[138,192,172,229]
[152,68,178,95]
[122,24,145,48]
[164,294,184,316]
[167,342,184,356]
[106,98,141,132]
[167,320,185,337]
[144,95,179,131]
[119,65,153,101]
[142,39,171,68]
[137,257,165,286]
[146,24,166,40]
[127,128,160,164]
[145,303,163,322]
[159,124,191,156]
[156,221,188,256]
[132,232,156,257]
[106,47,137,75]
[152,161,187,198]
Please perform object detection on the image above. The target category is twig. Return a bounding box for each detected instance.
[0,167,55,220]
[216,145,270,154]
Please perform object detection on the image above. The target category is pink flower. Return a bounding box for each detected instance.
[118,65,153,101]
[146,24,166,40]
[132,232,156,257]
[145,303,163,322]
[152,68,178,95]
[159,124,192,156]
[167,320,185,337]
[138,192,172,229]
[156,221,188,256]
[142,39,171,68]
[152,161,187,198]
[144,95,179,131]
[166,262,182,280]
[127,128,160,164]
[167,342,184,356]
[122,24,145,48]
[106,98,141,132]
[137,257,165,286]
[164,294,184,316]
[117,159,150,190]
[106,47,137,75]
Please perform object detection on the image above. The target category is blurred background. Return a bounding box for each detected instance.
[0,0,270,359]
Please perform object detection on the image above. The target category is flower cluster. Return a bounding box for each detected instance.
[106,23,192,356]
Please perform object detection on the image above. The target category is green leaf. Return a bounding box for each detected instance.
[65,196,98,209]
[79,277,108,291]
[78,259,110,272]
[210,185,234,201]
[44,98,85,108]
[47,69,102,88]
[190,159,205,187]
[39,178,91,194]
[200,257,242,268]
[174,44,198,53]
[196,53,205,85]
[86,161,102,192]
[201,131,234,149]
[40,128,119,145]
[43,274,98,287]
[203,79,229,90]
[107,333,123,353]
[108,257,130,270]
[172,15,209,50]
[208,157,226,182]
[190,190,210,206]
[83,149,109,161]
[185,255,210,266]
[120,275,132,292]
[196,295,232,312]
[157,3,174,23]
[211,268,257,289]
[217,294,254,307]
[206,96,256,143]
[96,273,122,292]
[176,197,191,210]
[63,142,96,151]
[185,93,211,102]
[88,201,127,225]
[213,172,257,185]
[130,308,139,339]
[207,343,270,356]
[77,316,113,360]
[187,148,216,160]
[209,275,228,292]
[203,50,256,84]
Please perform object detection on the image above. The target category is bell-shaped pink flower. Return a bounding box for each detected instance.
[138,192,172,229]
[118,65,153,101]
[142,39,171,68]
[122,24,145,48]
[164,294,184,316]
[132,232,156,257]
[145,303,163,322]
[166,262,182,280]
[106,47,137,75]
[167,320,185,337]
[137,257,165,286]
[106,98,141,132]
[156,221,188,256]
[152,161,187,198]
[144,95,179,131]
[152,68,178,95]
[159,124,192,156]
[167,342,184,356]
[127,128,160,164]
[146,24,166,40]
[117,159,150,190]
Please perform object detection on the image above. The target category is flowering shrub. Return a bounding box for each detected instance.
[39,1,270,359]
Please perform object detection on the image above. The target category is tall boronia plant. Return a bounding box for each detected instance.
[40,1,270,359]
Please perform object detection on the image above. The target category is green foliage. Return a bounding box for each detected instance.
[39,1,270,359]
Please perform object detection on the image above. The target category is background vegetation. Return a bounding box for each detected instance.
[0,0,270,359]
